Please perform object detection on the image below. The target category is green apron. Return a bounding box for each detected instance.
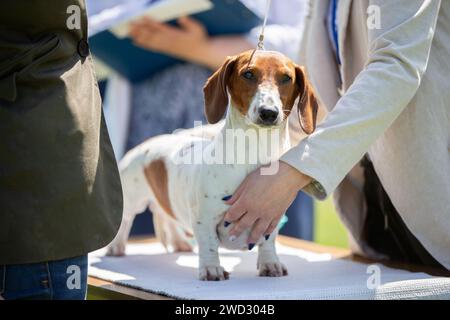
[0,0,123,264]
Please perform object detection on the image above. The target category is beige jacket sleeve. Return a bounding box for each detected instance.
[281,0,442,199]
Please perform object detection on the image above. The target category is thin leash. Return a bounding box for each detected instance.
[247,0,272,67]
[257,0,272,50]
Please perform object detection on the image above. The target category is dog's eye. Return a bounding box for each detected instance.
[281,74,292,84]
[242,70,255,80]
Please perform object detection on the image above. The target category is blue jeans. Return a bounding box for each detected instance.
[0,255,87,300]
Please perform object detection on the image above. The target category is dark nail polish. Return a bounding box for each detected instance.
[224,221,231,227]
[265,234,270,240]
[222,195,232,201]
[248,243,255,251]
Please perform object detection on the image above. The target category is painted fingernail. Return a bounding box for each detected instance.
[222,195,232,201]
[248,243,255,251]
[265,234,270,241]
[229,235,236,242]
[224,221,231,227]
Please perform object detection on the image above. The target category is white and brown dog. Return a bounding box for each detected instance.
[106,50,318,281]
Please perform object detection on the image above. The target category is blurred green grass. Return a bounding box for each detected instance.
[313,199,349,248]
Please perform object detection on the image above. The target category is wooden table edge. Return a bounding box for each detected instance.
[88,235,449,300]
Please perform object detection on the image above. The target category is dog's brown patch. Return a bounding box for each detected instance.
[144,159,175,219]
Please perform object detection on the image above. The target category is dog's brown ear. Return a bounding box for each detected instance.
[203,56,237,124]
[295,65,319,134]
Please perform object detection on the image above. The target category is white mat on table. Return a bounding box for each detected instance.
[88,242,450,300]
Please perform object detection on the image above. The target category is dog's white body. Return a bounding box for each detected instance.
[108,105,290,279]
[107,51,318,280]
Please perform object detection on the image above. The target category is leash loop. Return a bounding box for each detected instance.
[256,0,272,50]
[247,0,272,67]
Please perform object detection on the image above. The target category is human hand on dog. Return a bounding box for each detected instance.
[223,161,312,248]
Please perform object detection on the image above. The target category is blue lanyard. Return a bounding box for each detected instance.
[327,0,341,65]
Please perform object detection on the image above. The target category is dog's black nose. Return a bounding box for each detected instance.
[259,108,279,124]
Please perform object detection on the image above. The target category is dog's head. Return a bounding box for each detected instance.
[203,50,319,134]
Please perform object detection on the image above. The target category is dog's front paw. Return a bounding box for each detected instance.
[199,266,229,281]
[106,243,126,256]
[258,262,288,277]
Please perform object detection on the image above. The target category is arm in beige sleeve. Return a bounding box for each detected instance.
[280,0,441,199]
